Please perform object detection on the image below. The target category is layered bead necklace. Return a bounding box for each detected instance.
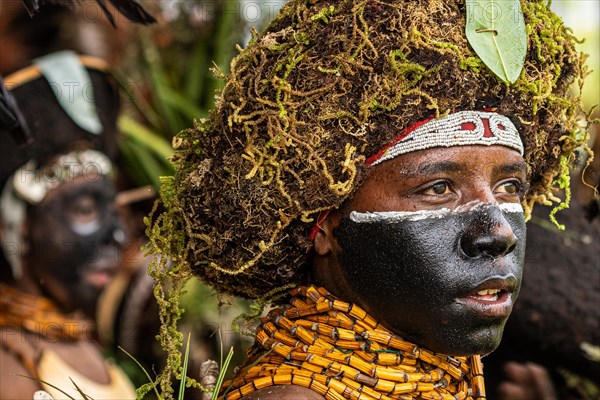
[221,286,485,400]
[0,283,91,340]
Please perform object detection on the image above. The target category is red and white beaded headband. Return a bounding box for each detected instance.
[308,110,523,240]
[366,110,524,166]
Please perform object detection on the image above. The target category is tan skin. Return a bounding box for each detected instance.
[0,176,120,398]
[241,146,557,400]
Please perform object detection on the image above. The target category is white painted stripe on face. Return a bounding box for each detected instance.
[349,201,524,223]
[71,219,102,236]
[498,202,524,213]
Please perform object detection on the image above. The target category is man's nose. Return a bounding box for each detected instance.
[459,206,518,258]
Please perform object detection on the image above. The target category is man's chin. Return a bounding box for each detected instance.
[434,326,505,356]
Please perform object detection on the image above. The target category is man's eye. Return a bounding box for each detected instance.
[495,180,522,195]
[423,181,451,195]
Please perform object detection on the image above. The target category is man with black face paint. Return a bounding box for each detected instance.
[8,151,124,318]
[0,53,135,398]
[312,141,527,358]
[148,1,591,399]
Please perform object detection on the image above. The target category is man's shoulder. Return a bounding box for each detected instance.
[238,384,326,400]
[0,344,40,398]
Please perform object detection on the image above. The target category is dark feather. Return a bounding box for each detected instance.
[106,0,156,25]
[19,0,42,16]
[19,0,155,25]
[0,77,33,145]
[94,0,116,27]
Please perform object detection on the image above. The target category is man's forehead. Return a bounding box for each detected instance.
[43,176,114,203]
[378,147,526,178]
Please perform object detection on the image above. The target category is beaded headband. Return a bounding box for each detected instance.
[10,149,114,205]
[308,111,524,241]
[366,111,524,166]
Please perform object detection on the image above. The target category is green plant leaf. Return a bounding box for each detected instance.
[465,0,527,83]
[17,375,77,400]
[178,333,192,400]
[160,86,206,122]
[185,41,208,104]
[212,347,234,400]
[69,378,93,400]
[119,345,163,400]
[118,115,174,160]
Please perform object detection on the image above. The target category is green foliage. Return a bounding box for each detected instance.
[117,0,248,191]
[178,334,192,400]
[466,0,527,83]
[118,115,174,189]
[129,2,267,397]
[119,346,163,400]
[211,348,234,400]
[18,375,90,400]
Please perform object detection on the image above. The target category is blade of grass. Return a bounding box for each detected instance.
[110,69,163,129]
[69,378,93,400]
[118,137,152,186]
[17,375,77,400]
[215,329,224,373]
[126,137,169,189]
[142,35,186,133]
[118,115,174,160]
[160,86,206,122]
[211,347,234,400]
[205,0,239,103]
[119,346,163,400]
[220,348,274,399]
[178,333,192,400]
[185,41,208,104]
[119,136,161,188]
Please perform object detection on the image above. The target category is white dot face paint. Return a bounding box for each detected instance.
[349,201,524,224]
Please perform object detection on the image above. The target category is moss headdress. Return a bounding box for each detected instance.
[150,0,590,300]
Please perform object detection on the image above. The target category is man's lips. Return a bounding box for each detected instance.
[83,268,115,288]
[456,276,517,318]
[81,254,118,289]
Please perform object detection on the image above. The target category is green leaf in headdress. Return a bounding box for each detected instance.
[465,0,527,83]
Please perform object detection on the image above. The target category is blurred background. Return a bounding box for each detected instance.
[0,0,598,399]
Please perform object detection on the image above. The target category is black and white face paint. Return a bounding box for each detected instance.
[25,177,125,315]
[334,201,525,356]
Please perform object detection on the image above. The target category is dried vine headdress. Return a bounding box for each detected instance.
[145,1,593,396]
[149,0,590,301]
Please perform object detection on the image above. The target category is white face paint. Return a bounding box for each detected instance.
[349,201,524,224]
[70,219,102,236]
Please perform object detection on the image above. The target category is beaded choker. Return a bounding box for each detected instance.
[221,286,485,400]
[0,283,92,340]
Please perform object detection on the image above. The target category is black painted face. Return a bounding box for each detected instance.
[335,203,525,356]
[26,177,124,315]
[311,145,528,356]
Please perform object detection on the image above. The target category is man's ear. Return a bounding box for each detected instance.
[313,214,338,256]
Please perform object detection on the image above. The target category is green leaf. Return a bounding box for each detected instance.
[160,86,206,122]
[212,347,235,400]
[118,115,174,160]
[178,333,192,400]
[119,345,163,400]
[465,0,527,83]
[185,41,208,104]
[17,375,77,400]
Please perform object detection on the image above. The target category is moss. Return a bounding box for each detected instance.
[151,0,590,299]
[147,1,592,393]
